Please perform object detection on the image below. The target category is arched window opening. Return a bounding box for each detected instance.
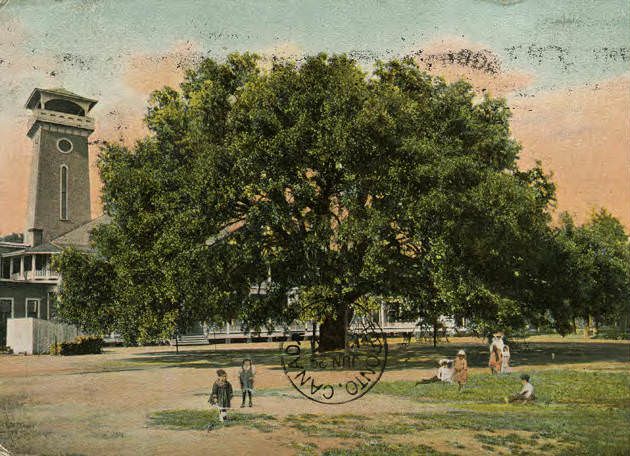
[60,165,68,220]
[44,99,85,116]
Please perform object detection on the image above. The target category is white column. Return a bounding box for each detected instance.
[11,299,14,318]
[19,256,24,280]
[9,258,13,277]
[31,254,36,280]
[380,302,387,327]
[226,321,231,344]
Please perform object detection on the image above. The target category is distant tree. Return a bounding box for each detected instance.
[57,53,563,348]
[550,210,630,334]
[53,248,119,337]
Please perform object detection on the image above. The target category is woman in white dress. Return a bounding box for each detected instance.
[501,345,511,373]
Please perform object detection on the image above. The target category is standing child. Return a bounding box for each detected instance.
[209,369,233,423]
[239,358,256,407]
[453,350,468,392]
[501,345,511,373]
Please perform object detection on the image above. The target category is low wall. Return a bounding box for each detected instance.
[7,318,79,355]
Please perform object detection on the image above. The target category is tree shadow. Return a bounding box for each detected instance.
[385,340,630,372]
[119,340,629,372]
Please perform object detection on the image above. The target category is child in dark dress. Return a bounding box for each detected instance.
[239,359,256,407]
[209,369,233,422]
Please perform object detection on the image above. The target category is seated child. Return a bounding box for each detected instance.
[209,369,234,422]
[506,374,536,403]
[416,359,453,385]
[438,359,454,383]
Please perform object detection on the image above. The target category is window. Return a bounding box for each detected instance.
[56,138,73,153]
[26,299,39,318]
[60,165,68,220]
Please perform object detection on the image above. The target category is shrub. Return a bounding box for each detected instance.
[50,335,103,356]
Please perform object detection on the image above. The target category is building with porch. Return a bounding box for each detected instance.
[0,88,107,351]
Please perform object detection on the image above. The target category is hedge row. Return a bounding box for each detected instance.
[50,335,104,355]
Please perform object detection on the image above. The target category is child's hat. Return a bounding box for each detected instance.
[457,349,466,356]
[520,373,530,381]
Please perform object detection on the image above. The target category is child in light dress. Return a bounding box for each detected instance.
[506,373,535,403]
[501,345,511,373]
[415,359,454,385]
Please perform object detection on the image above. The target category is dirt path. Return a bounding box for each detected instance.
[0,345,447,456]
[1,339,628,455]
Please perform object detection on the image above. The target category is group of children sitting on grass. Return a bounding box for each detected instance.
[415,346,536,403]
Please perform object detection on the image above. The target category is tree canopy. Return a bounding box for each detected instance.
[55,53,629,346]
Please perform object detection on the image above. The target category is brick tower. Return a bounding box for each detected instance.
[23,88,97,246]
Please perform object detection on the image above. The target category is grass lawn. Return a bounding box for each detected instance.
[146,367,630,455]
[1,336,628,455]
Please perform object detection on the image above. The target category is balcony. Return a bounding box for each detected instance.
[8,269,58,282]
[28,108,95,134]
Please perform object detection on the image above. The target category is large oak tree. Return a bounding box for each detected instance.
[56,53,595,348]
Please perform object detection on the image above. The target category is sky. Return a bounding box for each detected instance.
[0,0,628,234]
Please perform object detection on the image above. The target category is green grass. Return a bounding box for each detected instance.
[281,369,629,455]
[372,370,630,407]
[147,409,279,433]
[322,442,456,456]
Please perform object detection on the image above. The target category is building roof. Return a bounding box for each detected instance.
[0,241,27,254]
[23,242,62,254]
[51,214,111,251]
[25,87,98,111]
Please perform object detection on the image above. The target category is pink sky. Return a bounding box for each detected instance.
[0,39,628,234]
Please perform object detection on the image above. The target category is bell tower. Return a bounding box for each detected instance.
[23,88,98,246]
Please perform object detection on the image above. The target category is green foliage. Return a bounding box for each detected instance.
[50,335,104,356]
[55,51,627,343]
[53,248,117,336]
[544,210,630,333]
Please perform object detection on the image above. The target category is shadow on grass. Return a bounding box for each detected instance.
[120,339,630,374]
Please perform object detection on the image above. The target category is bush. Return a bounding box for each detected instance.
[50,335,103,356]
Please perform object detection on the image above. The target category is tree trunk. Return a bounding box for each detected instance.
[318,302,352,352]
[432,321,438,348]
[584,315,591,338]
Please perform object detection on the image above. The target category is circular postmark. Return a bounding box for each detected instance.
[280,315,388,404]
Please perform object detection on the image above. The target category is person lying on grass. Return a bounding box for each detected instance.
[505,374,536,404]
[415,359,454,385]
[209,369,234,423]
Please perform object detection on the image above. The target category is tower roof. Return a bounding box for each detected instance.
[25,87,98,112]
